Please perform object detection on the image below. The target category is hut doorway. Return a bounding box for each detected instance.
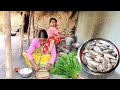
[24,14,29,33]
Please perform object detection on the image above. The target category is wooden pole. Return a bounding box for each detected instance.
[20,11,25,56]
[31,11,35,39]
[4,11,12,79]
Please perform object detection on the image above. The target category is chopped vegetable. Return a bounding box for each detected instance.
[50,51,82,79]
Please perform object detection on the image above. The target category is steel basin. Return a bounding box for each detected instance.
[18,68,33,78]
[77,38,120,75]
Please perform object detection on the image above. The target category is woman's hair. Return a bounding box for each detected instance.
[49,17,57,23]
[38,29,48,38]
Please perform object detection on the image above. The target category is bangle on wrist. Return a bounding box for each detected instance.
[49,63,52,66]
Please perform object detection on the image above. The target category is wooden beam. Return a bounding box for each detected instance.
[20,11,25,56]
[4,11,13,79]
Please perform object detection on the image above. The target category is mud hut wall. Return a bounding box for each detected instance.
[75,11,120,74]
[10,12,22,31]
[0,11,22,33]
[34,11,78,34]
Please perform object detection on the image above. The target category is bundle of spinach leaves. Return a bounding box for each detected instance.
[50,51,82,79]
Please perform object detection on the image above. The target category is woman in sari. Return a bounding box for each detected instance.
[47,17,65,45]
[23,29,56,71]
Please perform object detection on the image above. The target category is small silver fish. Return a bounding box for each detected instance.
[84,55,94,61]
[111,62,117,67]
[98,40,110,46]
[87,65,98,72]
[110,59,118,63]
[94,57,103,63]
[89,50,100,56]
[106,63,113,71]
[96,43,105,47]
[96,56,104,60]
[104,53,116,59]
[83,49,89,53]
[104,55,110,62]
[86,44,94,50]
[89,41,96,45]
[87,60,99,68]
[104,45,111,49]
[111,51,117,57]
[82,55,88,65]
[85,52,92,57]
[102,58,108,71]
[97,64,103,72]
[99,46,108,51]
[93,46,102,53]
[103,49,113,53]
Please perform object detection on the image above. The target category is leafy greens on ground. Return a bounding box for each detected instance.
[50,51,82,79]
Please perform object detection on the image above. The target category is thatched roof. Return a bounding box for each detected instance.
[0,11,78,34]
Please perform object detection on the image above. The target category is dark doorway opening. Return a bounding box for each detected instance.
[24,14,29,33]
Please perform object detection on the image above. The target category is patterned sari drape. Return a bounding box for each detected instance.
[23,38,55,67]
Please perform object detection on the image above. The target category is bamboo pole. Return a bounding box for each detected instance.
[4,11,13,79]
[20,11,25,56]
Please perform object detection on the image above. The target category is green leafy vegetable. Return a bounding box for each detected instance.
[50,51,82,79]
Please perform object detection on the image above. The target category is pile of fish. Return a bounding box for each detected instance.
[82,39,119,73]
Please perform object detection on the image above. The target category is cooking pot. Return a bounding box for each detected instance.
[65,35,74,46]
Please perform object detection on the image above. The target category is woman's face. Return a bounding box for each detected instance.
[39,38,47,45]
[50,19,57,27]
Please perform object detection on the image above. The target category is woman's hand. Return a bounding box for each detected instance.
[30,59,41,71]
[34,65,41,71]
[44,63,52,71]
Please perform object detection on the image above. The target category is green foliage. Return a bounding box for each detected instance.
[50,51,82,79]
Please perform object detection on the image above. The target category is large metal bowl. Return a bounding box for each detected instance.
[18,68,33,78]
[77,38,120,75]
